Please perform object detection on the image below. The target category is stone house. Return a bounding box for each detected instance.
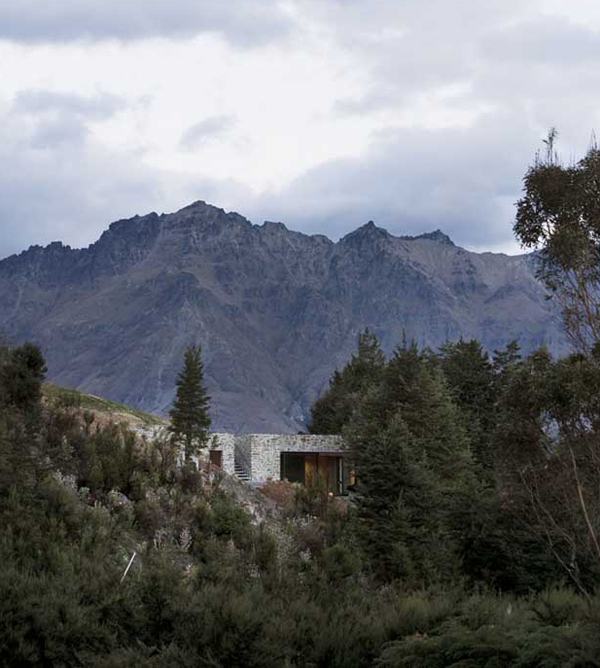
[207,433,349,494]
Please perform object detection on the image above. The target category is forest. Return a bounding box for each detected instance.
[3,143,600,665]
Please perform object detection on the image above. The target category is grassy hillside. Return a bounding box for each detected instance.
[43,383,166,429]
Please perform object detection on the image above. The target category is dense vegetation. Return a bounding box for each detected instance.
[2,332,600,666]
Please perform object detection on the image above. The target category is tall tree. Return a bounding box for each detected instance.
[0,343,47,490]
[346,343,477,583]
[169,345,211,463]
[514,131,600,352]
[309,329,385,434]
[492,347,552,480]
[0,343,47,414]
[438,339,496,468]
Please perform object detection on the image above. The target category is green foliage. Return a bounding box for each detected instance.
[3,336,600,665]
[310,334,582,594]
[321,543,361,582]
[345,344,477,584]
[169,345,211,462]
[515,136,600,351]
[0,343,47,437]
[310,329,385,434]
[492,347,554,478]
[377,589,600,667]
[44,383,164,426]
[0,342,47,413]
[0,343,48,490]
[437,339,496,468]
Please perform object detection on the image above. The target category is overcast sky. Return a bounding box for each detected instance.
[1,0,600,259]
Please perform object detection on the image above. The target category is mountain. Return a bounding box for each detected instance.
[0,200,567,432]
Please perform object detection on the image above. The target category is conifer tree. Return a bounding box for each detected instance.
[309,329,385,434]
[0,343,47,415]
[346,343,477,582]
[492,340,521,377]
[438,339,496,467]
[169,345,211,462]
[0,343,47,489]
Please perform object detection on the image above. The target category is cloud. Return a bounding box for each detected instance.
[180,115,235,150]
[235,0,600,252]
[304,0,526,112]
[13,90,124,119]
[8,90,126,150]
[482,16,600,66]
[250,112,539,251]
[317,0,600,127]
[3,0,600,258]
[0,1,292,47]
[0,99,250,259]
[29,116,89,149]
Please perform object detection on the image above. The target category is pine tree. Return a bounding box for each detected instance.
[438,339,496,468]
[346,343,477,583]
[492,340,521,377]
[169,345,211,462]
[309,329,385,434]
[0,343,47,491]
[0,343,47,423]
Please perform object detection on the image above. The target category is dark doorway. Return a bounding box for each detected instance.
[209,450,223,468]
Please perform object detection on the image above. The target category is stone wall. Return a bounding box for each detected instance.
[210,432,235,475]
[208,432,344,482]
[210,434,343,482]
[247,434,344,482]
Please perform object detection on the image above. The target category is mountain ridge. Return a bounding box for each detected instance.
[0,200,567,432]
[1,202,471,266]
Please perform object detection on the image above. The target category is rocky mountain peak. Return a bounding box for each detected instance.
[415,229,455,245]
[177,199,210,212]
[340,220,390,244]
[261,221,289,233]
[167,200,253,238]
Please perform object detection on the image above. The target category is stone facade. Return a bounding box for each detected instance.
[209,432,344,483]
[210,433,236,475]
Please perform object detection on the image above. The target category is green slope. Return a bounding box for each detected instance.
[43,383,165,428]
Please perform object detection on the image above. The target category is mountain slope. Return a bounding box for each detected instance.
[0,201,567,432]
[43,383,165,433]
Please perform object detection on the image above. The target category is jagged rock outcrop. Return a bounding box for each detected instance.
[0,200,567,432]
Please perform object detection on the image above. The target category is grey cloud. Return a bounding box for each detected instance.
[180,115,235,150]
[250,113,539,250]
[0,1,291,46]
[29,116,89,148]
[14,90,124,119]
[3,0,600,258]
[326,1,600,119]
[0,104,251,259]
[482,17,600,65]
[10,90,126,151]
[313,0,525,113]
[273,0,600,251]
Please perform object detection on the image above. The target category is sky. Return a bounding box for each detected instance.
[1,0,600,259]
